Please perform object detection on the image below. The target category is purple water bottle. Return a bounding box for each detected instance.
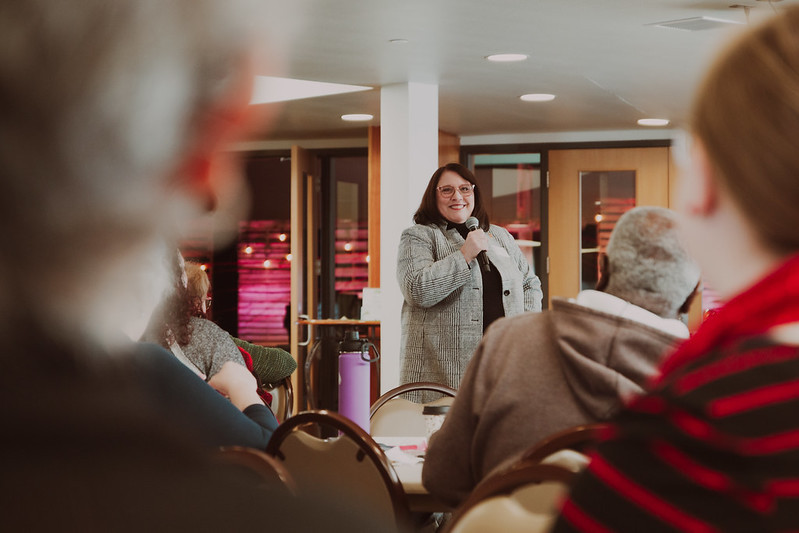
[338,331,379,433]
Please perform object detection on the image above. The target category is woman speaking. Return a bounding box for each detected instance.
[397,163,542,398]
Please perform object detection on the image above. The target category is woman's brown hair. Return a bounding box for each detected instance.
[691,7,799,254]
[146,250,193,347]
[185,261,210,317]
[412,162,490,229]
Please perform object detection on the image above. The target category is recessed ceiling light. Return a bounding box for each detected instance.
[341,114,374,122]
[520,93,556,102]
[637,118,670,127]
[485,53,528,62]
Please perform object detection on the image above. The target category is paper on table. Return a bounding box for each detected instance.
[385,445,423,465]
[373,436,427,449]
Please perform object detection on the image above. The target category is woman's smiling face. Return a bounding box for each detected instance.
[436,170,474,224]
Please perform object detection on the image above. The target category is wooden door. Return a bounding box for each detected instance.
[290,145,317,412]
[548,147,672,304]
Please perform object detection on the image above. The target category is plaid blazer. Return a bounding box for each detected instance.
[396,222,542,399]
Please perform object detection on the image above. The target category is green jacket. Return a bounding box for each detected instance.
[231,338,296,387]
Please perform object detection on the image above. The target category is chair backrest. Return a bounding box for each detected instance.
[370,382,457,437]
[265,376,293,422]
[265,409,411,532]
[443,462,574,533]
[215,446,298,496]
[447,496,556,533]
[520,422,610,464]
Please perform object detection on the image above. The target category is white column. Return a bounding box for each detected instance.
[379,82,438,393]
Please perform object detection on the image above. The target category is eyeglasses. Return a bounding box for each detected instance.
[204,297,212,309]
[437,184,475,198]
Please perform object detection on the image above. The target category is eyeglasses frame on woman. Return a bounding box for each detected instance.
[437,184,475,198]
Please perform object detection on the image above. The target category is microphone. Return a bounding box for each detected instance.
[464,217,491,273]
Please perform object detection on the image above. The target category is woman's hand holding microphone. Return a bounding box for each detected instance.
[461,229,488,263]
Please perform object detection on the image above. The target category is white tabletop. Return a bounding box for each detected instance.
[390,462,425,494]
[372,436,427,494]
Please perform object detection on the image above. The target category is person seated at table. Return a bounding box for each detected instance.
[422,206,701,507]
[184,259,297,388]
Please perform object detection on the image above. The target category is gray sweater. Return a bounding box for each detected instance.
[181,317,246,379]
[422,296,684,507]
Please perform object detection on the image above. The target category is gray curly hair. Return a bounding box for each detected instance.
[604,206,701,318]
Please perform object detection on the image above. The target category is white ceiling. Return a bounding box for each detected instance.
[253,0,795,142]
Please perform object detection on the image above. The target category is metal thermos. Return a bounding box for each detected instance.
[338,331,379,433]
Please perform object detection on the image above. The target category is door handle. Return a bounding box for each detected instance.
[297,313,311,346]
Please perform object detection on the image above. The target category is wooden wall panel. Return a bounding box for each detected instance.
[368,126,381,288]
[439,130,460,166]
[290,145,314,412]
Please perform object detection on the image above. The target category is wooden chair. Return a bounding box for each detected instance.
[265,409,411,533]
[215,446,298,496]
[369,382,457,437]
[441,423,610,532]
[442,462,575,533]
[520,422,610,464]
[264,376,293,422]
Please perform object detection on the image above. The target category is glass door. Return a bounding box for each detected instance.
[579,170,636,290]
[237,155,293,347]
[320,155,370,320]
[312,153,374,413]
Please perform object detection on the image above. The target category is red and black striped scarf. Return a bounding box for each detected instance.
[657,252,799,382]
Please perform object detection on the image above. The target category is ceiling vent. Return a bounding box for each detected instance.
[648,16,745,31]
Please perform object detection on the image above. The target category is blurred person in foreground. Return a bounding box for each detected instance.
[0,1,391,531]
[553,8,799,531]
[423,206,700,508]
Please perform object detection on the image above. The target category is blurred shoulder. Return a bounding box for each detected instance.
[125,341,183,372]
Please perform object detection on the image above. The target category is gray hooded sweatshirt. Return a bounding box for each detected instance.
[422,294,685,507]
